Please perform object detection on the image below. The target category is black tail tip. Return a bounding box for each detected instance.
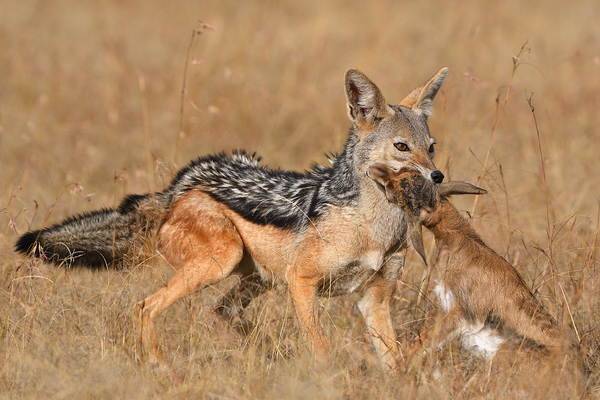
[15,230,43,256]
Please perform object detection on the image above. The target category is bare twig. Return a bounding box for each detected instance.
[526,92,579,343]
[138,75,155,193]
[472,41,531,217]
[173,20,214,171]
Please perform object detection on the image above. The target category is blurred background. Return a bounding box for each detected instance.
[2,0,599,225]
[1,0,599,397]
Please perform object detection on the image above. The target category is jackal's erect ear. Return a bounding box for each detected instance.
[399,67,448,117]
[344,68,393,131]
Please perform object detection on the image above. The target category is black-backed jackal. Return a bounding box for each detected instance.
[16,67,449,368]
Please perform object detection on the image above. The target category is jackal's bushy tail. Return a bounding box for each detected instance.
[15,193,170,269]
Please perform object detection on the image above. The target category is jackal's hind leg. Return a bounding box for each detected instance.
[137,212,244,365]
[215,267,268,335]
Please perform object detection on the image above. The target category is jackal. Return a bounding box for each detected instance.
[16,67,449,368]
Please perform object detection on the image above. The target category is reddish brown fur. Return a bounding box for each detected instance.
[137,189,400,366]
[420,203,562,351]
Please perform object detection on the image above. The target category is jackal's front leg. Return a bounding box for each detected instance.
[286,264,328,359]
[358,251,405,370]
[358,276,401,370]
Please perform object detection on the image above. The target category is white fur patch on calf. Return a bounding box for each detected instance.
[457,320,505,360]
[433,282,504,359]
[433,282,455,313]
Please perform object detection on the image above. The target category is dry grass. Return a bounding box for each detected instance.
[2,0,600,398]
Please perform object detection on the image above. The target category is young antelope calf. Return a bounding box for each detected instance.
[367,164,569,360]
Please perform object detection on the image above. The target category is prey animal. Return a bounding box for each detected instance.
[16,67,449,368]
[367,165,570,364]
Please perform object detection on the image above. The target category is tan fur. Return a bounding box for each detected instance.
[368,165,584,385]
[416,206,564,353]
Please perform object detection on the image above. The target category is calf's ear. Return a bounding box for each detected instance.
[408,219,427,267]
[439,181,487,197]
[367,163,393,185]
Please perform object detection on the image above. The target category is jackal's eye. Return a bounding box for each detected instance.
[394,142,409,152]
[429,143,435,154]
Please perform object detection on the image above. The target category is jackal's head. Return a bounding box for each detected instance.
[345,67,448,184]
[367,163,486,264]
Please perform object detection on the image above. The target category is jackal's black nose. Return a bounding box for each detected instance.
[431,170,444,183]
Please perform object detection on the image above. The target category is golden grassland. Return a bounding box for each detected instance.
[1,0,600,398]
